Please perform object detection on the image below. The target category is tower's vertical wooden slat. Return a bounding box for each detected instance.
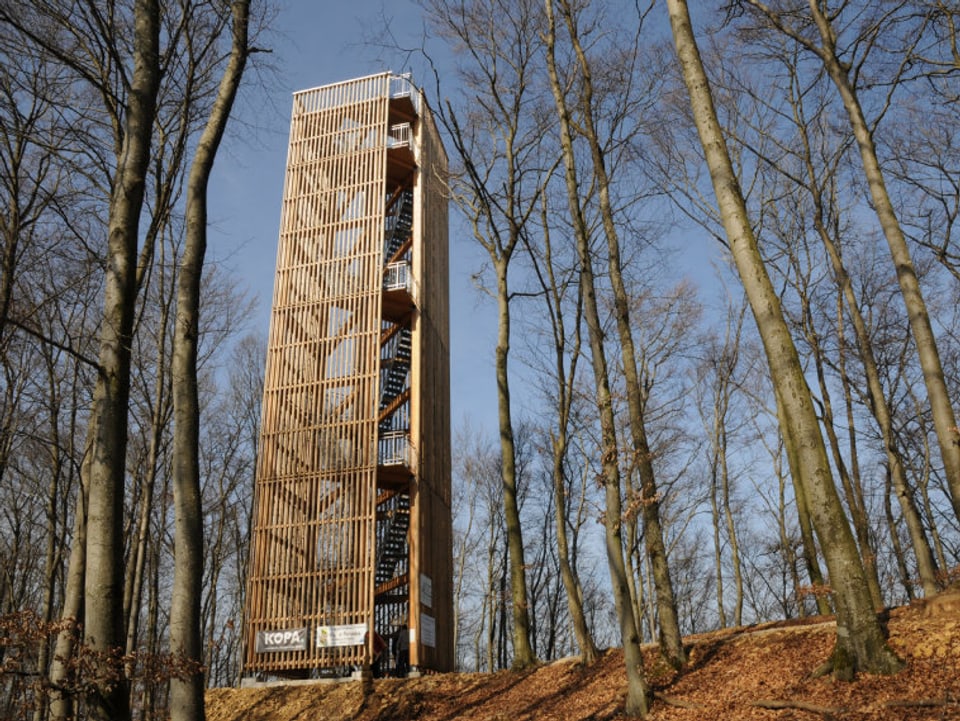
[243,74,450,679]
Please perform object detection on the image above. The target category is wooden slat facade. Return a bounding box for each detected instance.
[243,73,451,678]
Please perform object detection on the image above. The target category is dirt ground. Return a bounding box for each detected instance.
[206,594,960,720]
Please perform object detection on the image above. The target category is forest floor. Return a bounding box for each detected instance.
[206,591,960,721]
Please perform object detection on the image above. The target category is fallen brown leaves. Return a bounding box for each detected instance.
[206,599,960,720]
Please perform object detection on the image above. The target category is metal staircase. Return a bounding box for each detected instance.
[375,188,414,590]
[379,328,412,431]
[375,494,410,585]
[384,190,413,262]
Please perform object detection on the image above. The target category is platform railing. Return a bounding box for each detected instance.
[384,261,412,292]
[389,123,412,149]
[378,430,411,467]
[389,73,419,113]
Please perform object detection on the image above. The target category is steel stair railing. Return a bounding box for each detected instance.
[383,190,413,263]
[375,494,410,585]
[378,327,411,431]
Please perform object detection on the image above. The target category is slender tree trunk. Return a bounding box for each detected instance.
[554,409,596,655]
[125,257,171,664]
[779,402,832,616]
[786,70,941,597]
[832,333,884,607]
[81,4,159,719]
[34,346,67,721]
[426,0,544,670]
[125,457,157,657]
[170,4,249,718]
[543,4,650,712]
[704,316,744,628]
[801,1,960,527]
[485,526,496,673]
[667,0,901,678]
[624,519,644,643]
[493,264,536,669]
[809,321,884,609]
[49,471,87,721]
[144,537,162,721]
[709,461,727,627]
[720,446,744,627]
[914,422,948,573]
[554,0,685,669]
[498,561,508,670]
[772,450,805,617]
[551,435,599,664]
[883,467,914,601]
[531,195,599,665]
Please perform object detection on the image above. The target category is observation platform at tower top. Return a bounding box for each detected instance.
[292,72,421,118]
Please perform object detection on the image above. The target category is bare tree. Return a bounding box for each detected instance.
[666,0,902,678]
[695,302,748,628]
[549,0,686,670]
[0,1,161,715]
[781,61,941,597]
[424,0,555,669]
[75,3,160,717]
[756,172,888,609]
[543,0,649,712]
[719,5,945,598]
[0,3,266,718]
[738,0,960,530]
[169,2,251,719]
[522,193,599,663]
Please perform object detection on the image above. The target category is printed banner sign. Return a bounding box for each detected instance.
[421,614,436,648]
[255,627,308,653]
[420,574,433,608]
[316,623,367,648]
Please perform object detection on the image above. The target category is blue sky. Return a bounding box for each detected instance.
[209,1,500,435]
[208,1,728,447]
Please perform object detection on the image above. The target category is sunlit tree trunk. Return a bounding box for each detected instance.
[812,2,960,528]
[667,0,901,678]
[170,3,250,718]
[493,264,537,668]
[783,70,942,597]
[424,0,549,667]
[771,388,832,618]
[553,0,685,669]
[485,522,497,672]
[80,3,160,718]
[49,464,87,720]
[709,462,726,627]
[125,243,172,665]
[544,2,649,713]
[744,0,960,529]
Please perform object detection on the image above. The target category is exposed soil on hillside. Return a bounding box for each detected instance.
[206,594,960,720]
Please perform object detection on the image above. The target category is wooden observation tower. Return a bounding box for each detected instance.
[243,73,451,679]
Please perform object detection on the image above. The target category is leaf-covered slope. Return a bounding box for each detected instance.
[207,596,960,721]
